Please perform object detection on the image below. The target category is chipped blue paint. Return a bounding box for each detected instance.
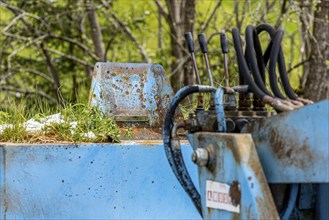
[214,88,226,132]
[0,141,201,220]
[250,100,329,183]
[90,63,173,127]
[184,100,329,219]
[187,133,279,219]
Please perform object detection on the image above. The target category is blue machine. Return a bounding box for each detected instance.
[0,61,328,219]
[185,100,329,219]
[161,26,328,220]
[1,24,329,219]
[0,62,201,219]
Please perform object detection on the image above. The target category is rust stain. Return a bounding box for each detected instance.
[233,213,239,220]
[106,66,148,76]
[269,128,314,169]
[248,143,273,199]
[207,207,212,217]
[256,197,279,219]
[230,181,241,206]
[225,137,241,164]
[120,127,162,140]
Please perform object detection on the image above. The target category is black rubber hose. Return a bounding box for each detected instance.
[268,30,287,99]
[245,25,273,96]
[256,24,298,100]
[232,28,266,99]
[233,33,245,85]
[163,85,216,217]
[253,27,267,84]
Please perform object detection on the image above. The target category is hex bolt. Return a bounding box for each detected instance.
[192,148,209,166]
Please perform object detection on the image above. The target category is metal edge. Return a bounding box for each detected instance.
[0,144,5,219]
[0,140,189,147]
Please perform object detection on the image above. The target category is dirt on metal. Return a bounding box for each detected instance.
[269,128,314,169]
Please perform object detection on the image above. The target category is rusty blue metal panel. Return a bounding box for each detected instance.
[0,146,4,218]
[89,63,173,127]
[187,133,278,219]
[249,100,329,183]
[0,141,201,219]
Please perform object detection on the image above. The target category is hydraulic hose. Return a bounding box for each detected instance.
[257,24,313,105]
[245,25,272,96]
[232,28,294,111]
[232,28,266,100]
[268,30,287,99]
[232,24,313,110]
[163,85,216,217]
[256,24,298,100]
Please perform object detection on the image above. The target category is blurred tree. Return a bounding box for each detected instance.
[299,0,329,101]
[155,0,196,92]
[0,0,327,108]
[155,0,222,92]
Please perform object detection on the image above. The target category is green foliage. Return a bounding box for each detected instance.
[0,101,31,142]
[0,102,120,143]
[123,127,133,140]
[0,0,319,109]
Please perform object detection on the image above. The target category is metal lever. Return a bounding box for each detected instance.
[220,33,236,111]
[220,33,230,87]
[198,33,214,87]
[185,32,204,109]
[184,32,201,85]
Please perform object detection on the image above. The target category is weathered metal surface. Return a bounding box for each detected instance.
[187,133,279,219]
[215,88,226,132]
[247,99,329,183]
[119,127,162,140]
[89,62,174,128]
[0,141,201,219]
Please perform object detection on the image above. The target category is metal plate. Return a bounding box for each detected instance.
[249,100,329,183]
[187,133,279,219]
[89,63,174,128]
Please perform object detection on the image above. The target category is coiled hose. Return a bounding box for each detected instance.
[232,24,313,109]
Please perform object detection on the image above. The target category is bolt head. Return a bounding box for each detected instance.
[192,148,209,166]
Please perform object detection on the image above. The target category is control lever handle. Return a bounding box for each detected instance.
[220,33,230,87]
[185,32,195,53]
[220,33,229,54]
[184,32,201,85]
[197,33,208,53]
[185,32,203,109]
[198,33,214,87]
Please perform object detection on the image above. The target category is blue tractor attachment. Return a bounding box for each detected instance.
[1,24,328,219]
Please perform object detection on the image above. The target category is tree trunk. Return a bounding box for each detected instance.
[299,0,313,91]
[165,0,196,92]
[85,0,105,61]
[302,0,329,101]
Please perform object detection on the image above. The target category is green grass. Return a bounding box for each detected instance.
[0,101,121,144]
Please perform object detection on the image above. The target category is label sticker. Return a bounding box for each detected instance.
[206,180,240,213]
